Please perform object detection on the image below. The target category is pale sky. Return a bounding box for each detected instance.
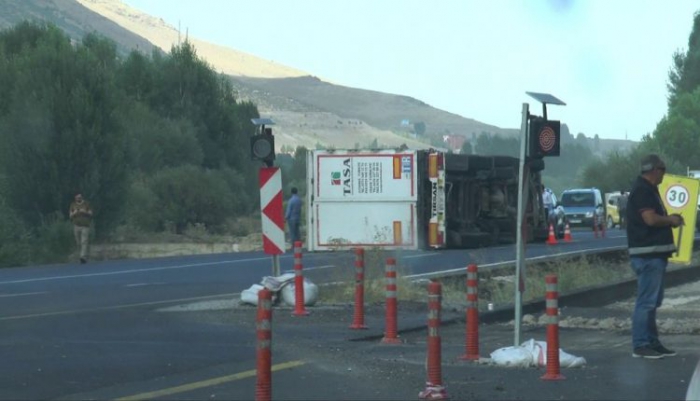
[124,0,698,141]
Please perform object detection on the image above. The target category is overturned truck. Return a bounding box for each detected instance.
[306,149,549,251]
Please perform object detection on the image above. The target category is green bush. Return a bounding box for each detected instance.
[127,165,252,234]
[0,196,31,267]
[30,213,74,264]
[0,207,74,267]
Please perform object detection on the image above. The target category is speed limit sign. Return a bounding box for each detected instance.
[665,184,690,209]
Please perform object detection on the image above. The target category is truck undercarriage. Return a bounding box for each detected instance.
[426,154,547,249]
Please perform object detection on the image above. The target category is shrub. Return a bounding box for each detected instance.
[126,165,252,234]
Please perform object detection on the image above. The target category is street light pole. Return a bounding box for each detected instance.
[514,102,529,347]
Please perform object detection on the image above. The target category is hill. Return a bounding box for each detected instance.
[0,0,636,153]
[0,0,155,55]
[73,0,518,149]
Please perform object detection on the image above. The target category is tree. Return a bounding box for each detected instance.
[0,23,129,235]
[668,11,700,108]
[473,132,519,157]
[460,140,473,155]
[413,121,426,136]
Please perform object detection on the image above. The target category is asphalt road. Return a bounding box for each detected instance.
[0,228,630,400]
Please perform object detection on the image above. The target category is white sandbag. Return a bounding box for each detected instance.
[240,284,278,306]
[240,284,265,305]
[490,346,534,367]
[521,339,587,368]
[281,278,319,306]
[261,273,295,292]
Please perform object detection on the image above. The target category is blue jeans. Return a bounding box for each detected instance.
[630,257,667,349]
[287,219,301,245]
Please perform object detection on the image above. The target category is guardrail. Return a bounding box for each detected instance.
[406,238,700,282]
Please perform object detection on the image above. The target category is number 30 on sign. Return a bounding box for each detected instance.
[665,184,690,209]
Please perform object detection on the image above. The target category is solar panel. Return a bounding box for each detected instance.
[525,92,566,106]
[251,118,276,126]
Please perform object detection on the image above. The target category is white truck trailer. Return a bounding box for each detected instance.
[305,148,548,251]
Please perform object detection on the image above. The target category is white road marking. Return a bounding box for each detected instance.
[0,291,47,298]
[0,256,278,286]
[405,245,627,279]
[0,292,240,321]
[402,253,440,259]
[125,282,166,288]
[283,264,335,273]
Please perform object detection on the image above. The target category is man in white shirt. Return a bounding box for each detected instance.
[542,186,554,217]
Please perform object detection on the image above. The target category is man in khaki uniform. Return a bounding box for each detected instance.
[69,193,93,264]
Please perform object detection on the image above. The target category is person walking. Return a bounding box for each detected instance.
[69,192,93,264]
[285,187,302,247]
[627,154,683,359]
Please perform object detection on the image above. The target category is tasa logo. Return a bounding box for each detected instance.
[431,182,438,217]
[331,171,341,185]
[343,158,352,196]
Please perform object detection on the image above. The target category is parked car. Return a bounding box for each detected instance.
[605,192,622,228]
[560,188,605,230]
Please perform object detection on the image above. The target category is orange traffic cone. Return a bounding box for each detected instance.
[546,224,558,245]
[563,222,572,242]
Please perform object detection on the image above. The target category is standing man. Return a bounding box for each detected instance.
[69,192,93,264]
[618,191,629,229]
[285,187,302,247]
[627,154,683,359]
[542,185,554,219]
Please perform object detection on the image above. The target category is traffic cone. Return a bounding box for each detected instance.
[563,222,572,242]
[546,224,558,245]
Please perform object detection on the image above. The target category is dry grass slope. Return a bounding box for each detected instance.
[72,0,514,150]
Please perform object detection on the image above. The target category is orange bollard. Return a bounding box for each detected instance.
[460,264,479,360]
[292,241,309,316]
[546,224,558,245]
[563,222,573,242]
[255,288,273,401]
[541,275,565,381]
[349,248,368,329]
[419,280,449,400]
[381,258,401,344]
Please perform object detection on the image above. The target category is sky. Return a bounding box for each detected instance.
[123,0,698,142]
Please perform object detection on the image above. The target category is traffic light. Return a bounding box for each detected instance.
[250,127,275,167]
[529,118,560,158]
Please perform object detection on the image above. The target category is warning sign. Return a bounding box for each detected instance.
[659,174,700,264]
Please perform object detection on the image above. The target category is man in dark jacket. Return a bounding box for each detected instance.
[285,187,302,246]
[618,191,628,229]
[626,154,683,359]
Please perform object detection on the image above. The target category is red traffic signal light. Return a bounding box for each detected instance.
[529,118,560,158]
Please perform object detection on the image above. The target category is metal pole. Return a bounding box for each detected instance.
[514,102,529,347]
[272,254,280,277]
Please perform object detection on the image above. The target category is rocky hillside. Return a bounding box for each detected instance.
[77,0,518,149]
[0,0,636,153]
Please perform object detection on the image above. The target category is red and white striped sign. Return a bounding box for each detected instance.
[259,167,285,255]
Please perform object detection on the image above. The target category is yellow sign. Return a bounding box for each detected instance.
[659,174,699,264]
